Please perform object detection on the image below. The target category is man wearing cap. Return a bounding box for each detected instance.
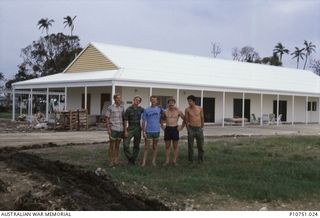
[123,96,144,165]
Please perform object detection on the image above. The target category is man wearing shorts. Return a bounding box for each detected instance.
[141,96,162,166]
[123,95,144,165]
[105,94,124,166]
[161,98,185,165]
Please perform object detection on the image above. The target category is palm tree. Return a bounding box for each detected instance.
[273,42,289,64]
[291,47,305,69]
[303,40,316,70]
[63,16,77,36]
[37,18,54,35]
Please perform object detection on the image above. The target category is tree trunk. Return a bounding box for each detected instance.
[303,55,308,70]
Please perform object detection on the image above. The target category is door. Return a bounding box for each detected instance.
[194,97,215,122]
[100,93,111,115]
[233,99,251,121]
[273,100,287,121]
[203,98,215,122]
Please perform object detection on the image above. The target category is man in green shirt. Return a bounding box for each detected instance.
[123,96,144,165]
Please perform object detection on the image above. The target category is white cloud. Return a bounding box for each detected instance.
[271,0,318,14]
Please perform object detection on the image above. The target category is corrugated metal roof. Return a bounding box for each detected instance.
[14,42,320,95]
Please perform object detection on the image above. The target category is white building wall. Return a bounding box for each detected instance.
[67,86,112,115]
[88,86,113,115]
[294,96,306,123]
[121,87,150,109]
[67,87,83,111]
[68,86,319,124]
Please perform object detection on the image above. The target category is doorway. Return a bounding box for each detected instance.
[100,93,111,115]
[233,98,251,121]
[273,100,287,121]
[195,97,215,122]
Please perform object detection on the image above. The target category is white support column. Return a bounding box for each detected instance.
[292,96,295,125]
[260,93,263,126]
[46,88,49,121]
[111,83,116,104]
[277,94,279,126]
[306,96,308,124]
[27,94,30,120]
[84,86,88,110]
[222,91,225,127]
[19,95,22,116]
[200,90,204,108]
[12,88,15,121]
[176,89,180,107]
[64,87,68,111]
[30,88,33,122]
[242,92,245,127]
[318,97,320,124]
[58,94,61,111]
[149,87,153,106]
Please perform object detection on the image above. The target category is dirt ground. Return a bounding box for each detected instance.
[1,119,320,211]
[0,148,168,211]
[0,119,169,211]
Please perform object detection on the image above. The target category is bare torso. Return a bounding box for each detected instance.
[185,106,203,127]
[165,108,181,126]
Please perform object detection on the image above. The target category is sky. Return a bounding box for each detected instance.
[0,0,320,81]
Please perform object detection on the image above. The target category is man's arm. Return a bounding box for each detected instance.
[105,116,111,134]
[160,116,166,131]
[179,110,185,121]
[141,119,147,138]
[200,108,204,128]
[123,120,128,138]
[184,108,189,129]
[178,110,185,131]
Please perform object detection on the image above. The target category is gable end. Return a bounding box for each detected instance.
[65,44,118,73]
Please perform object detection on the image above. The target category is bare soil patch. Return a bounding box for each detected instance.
[0,149,169,211]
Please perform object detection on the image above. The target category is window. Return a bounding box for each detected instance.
[307,102,312,111]
[155,96,172,109]
[312,102,317,111]
[308,101,317,111]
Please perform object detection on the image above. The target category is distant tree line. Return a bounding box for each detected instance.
[212,40,319,75]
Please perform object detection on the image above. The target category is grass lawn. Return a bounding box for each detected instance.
[26,136,320,209]
[0,112,12,119]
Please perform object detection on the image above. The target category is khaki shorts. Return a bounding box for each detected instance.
[146,132,160,139]
[109,130,123,140]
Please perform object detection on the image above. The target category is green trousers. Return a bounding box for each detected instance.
[123,127,141,163]
[187,126,204,163]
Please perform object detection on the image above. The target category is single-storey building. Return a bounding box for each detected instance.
[12,42,320,126]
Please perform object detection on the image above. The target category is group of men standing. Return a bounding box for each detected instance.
[105,94,204,167]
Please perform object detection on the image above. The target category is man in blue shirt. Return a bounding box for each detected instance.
[141,95,162,166]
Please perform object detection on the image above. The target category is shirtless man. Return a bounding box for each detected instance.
[185,95,204,163]
[161,98,185,165]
